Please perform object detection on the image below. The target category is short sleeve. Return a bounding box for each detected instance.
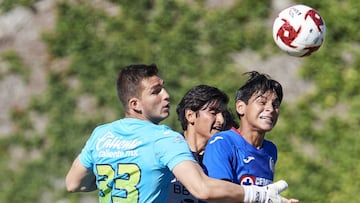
[203,133,235,181]
[154,128,195,171]
[78,128,100,170]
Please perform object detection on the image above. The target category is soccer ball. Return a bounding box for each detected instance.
[272,4,326,57]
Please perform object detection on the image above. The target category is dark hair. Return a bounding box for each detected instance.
[222,109,239,130]
[235,71,283,104]
[116,64,159,109]
[177,85,229,130]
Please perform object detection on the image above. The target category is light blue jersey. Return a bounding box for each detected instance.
[79,118,195,203]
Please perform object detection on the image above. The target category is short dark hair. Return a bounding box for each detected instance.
[116,64,159,110]
[177,85,229,131]
[235,71,283,104]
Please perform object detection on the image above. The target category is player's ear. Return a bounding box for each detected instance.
[129,98,142,114]
[235,100,245,117]
[185,109,196,125]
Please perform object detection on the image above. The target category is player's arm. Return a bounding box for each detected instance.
[172,160,242,202]
[172,160,298,203]
[65,157,97,192]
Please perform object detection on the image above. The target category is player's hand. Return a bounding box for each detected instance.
[242,180,299,203]
[265,180,299,203]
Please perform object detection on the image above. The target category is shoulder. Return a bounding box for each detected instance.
[206,129,237,147]
[262,139,278,157]
[263,139,277,149]
[209,129,238,142]
[118,118,177,136]
[154,124,183,139]
[87,122,113,141]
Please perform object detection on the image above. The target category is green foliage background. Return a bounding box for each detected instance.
[0,0,359,202]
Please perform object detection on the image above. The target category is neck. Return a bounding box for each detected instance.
[237,127,265,149]
[183,130,207,154]
[125,111,160,124]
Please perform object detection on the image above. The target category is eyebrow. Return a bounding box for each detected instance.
[153,79,164,87]
[149,78,164,86]
[207,101,226,111]
[254,93,279,101]
[147,80,165,93]
[254,94,267,100]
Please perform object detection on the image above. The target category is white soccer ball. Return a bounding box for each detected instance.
[272,4,326,57]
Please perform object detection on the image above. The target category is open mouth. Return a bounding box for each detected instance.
[212,126,222,131]
[260,116,273,122]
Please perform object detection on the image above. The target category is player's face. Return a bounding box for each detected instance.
[193,102,225,140]
[139,76,170,124]
[239,91,280,132]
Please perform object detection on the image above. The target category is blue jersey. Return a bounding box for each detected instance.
[78,118,195,203]
[203,128,277,186]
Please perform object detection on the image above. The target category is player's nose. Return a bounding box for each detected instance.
[216,112,225,125]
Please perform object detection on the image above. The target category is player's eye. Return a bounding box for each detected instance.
[256,98,267,105]
[151,86,163,95]
[273,101,281,109]
[210,110,217,115]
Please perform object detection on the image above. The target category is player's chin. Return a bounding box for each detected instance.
[161,110,170,118]
[260,121,276,130]
[258,124,274,132]
[209,130,220,137]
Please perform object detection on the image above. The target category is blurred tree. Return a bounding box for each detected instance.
[0,0,359,202]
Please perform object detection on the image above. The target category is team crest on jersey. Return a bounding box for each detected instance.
[240,175,273,186]
[240,175,256,185]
